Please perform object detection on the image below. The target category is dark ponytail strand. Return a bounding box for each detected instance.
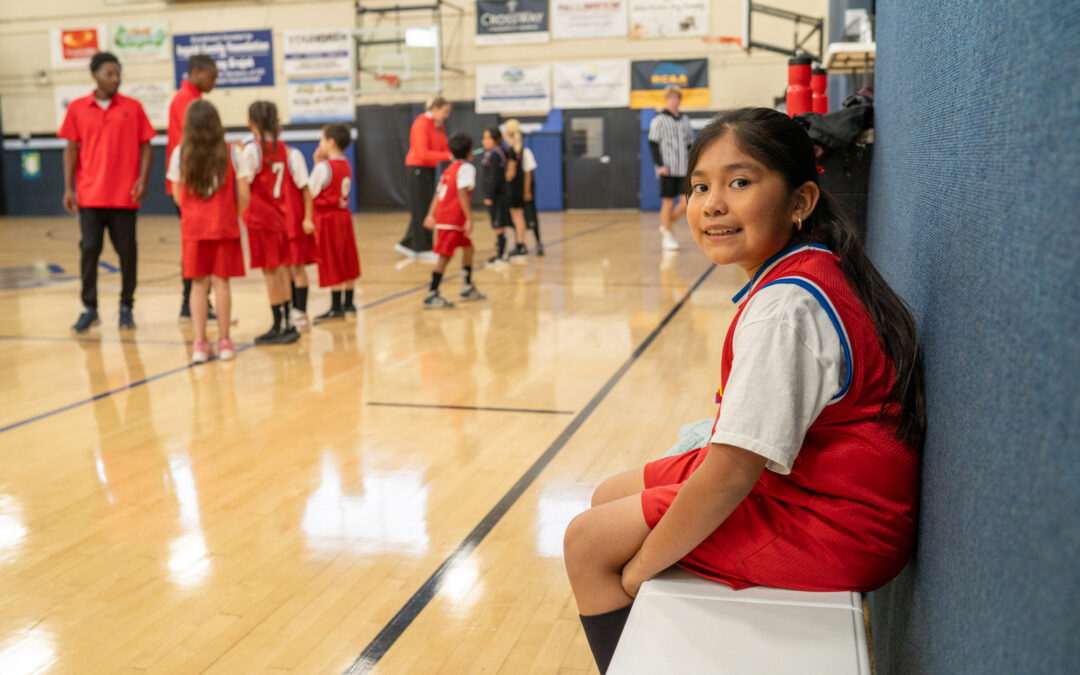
[247,100,280,163]
[689,108,926,448]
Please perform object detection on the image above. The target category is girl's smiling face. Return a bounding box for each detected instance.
[687,132,815,276]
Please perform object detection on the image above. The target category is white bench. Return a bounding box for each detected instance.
[609,568,871,674]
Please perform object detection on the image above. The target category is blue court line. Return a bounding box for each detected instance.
[0,261,116,290]
[0,344,256,435]
[343,264,716,674]
[0,334,196,347]
[0,219,623,436]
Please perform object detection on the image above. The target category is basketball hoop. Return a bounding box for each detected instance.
[703,36,744,47]
[374,73,401,89]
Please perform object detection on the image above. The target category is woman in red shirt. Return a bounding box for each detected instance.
[397,96,452,260]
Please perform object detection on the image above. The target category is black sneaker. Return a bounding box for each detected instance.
[459,285,486,302]
[254,326,280,344]
[423,291,454,309]
[314,308,346,323]
[118,305,135,330]
[343,304,357,314]
[179,303,191,322]
[265,326,301,344]
[508,244,528,263]
[72,309,99,333]
[536,243,545,257]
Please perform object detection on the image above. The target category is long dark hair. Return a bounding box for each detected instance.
[180,99,228,200]
[688,107,926,447]
[248,100,280,162]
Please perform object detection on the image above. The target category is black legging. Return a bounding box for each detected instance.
[400,166,435,252]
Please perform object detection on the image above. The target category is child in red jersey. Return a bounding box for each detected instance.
[421,132,485,309]
[166,100,247,364]
[563,108,927,674]
[239,101,300,344]
[308,123,360,321]
[282,143,317,330]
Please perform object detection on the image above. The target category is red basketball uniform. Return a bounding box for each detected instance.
[177,150,245,279]
[432,159,474,258]
[642,245,919,592]
[313,157,360,287]
[243,139,290,270]
[283,145,318,266]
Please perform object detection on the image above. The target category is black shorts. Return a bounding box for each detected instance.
[488,195,511,230]
[660,175,687,198]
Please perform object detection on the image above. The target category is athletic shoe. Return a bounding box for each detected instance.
[395,243,418,259]
[179,303,191,322]
[661,228,680,251]
[192,339,211,364]
[289,308,309,331]
[485,254,504,265]
[254,326,279,344]
[255,326,300,344]
[417,251,439,264]
[72,309,99,333]
[118,305,135,330]
[343,303,358,315]
[508,244,528,263]
[459,285,486,302]
[423,291,454,309]
[536,244,545,257]
[217,338,236,360]
[314,308,346,322]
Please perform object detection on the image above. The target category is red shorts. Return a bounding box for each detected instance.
[182,238,245,279]
[433,227,472,258]
[315,210,360,287]
[287,233,319,266]
[247,227,290,270]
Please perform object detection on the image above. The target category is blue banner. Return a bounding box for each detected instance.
[173,30,274,89]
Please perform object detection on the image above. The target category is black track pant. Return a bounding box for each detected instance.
[79,207,137,309]
[400,165,435,252]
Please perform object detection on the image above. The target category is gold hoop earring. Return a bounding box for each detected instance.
[796,216,803,231]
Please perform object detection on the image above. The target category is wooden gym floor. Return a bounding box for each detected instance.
[0,211,747,674]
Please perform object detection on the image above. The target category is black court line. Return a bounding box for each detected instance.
[0,344,255,435]
[366,402,575,415]
[342,264,715,674]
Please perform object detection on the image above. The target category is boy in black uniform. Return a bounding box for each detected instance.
[480,127,511,264]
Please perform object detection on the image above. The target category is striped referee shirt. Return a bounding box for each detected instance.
[648,109,694,177]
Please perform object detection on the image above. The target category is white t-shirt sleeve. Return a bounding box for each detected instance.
[166,145,182,183]
[308,161,331,198]
[522,147,537,173]
[710,284,847,474]
[287,147,309,189]
[236,142,259,181]
[456,162,476,190]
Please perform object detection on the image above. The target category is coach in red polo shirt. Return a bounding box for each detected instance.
[59,52,154,333]
[396,96,452,261]
[167,55,218,319]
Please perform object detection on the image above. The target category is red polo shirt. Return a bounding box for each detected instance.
[166,80,202,195]
[404,113,451,168]
[58,92,156,209]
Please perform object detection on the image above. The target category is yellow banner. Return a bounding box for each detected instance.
[630,87,709,109]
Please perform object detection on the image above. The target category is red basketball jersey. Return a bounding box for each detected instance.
[313,157,352,214]
[434,160,471,229]
[702,244,919,591]
[179,153,240,241]
[243,139,288,231]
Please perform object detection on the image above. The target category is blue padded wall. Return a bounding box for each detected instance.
[864,2,1079,674]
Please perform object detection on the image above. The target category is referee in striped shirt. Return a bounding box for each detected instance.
[648,85,694,251]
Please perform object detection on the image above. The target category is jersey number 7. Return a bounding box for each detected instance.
[271,161,285,199]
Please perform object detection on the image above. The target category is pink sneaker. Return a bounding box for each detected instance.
[192,339,211,363]
[217,338,236,361]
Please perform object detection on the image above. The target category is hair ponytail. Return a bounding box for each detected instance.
[247,100,280,162]
[688,108,926,447]
[503,118,524,155]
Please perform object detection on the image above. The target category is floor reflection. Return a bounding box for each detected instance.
[0,625,57,675]
[534,483,594,559]
[0,493,27,564]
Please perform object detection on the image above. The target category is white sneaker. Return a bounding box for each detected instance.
[394,243,418,259]
[192,339,211,364]
[417,251,439,264]
[661,228,680,251]
[290,307,309,331]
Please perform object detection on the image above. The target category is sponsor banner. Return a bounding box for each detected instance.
[173,30,274,89]
[552,60,630,109]
[109,21,170,62]
[630,58,709,108]
[287,77,354,123]
[475,64,551,114]
[476,0,549,45]
[628,0,709,39]
[284,29,352,76]
[552,1,627,40]
[53,85,91,128]
[50,26,108,70]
